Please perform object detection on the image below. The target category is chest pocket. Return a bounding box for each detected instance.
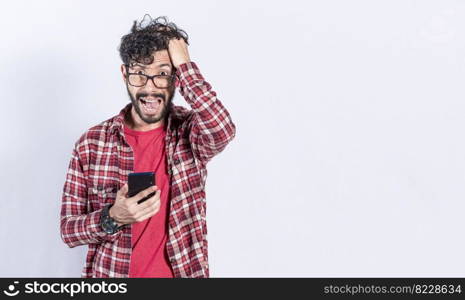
[87,185,118,211]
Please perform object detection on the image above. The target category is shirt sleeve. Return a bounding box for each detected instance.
[60,142,122,248]
[176,61,236,164]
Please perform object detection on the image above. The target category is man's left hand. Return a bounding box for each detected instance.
[168,38,191,69]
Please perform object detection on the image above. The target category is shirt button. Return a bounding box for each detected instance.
[97,186,104,191]
[174,159,181,165]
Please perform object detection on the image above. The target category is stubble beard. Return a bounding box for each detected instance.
[126,85,174,124]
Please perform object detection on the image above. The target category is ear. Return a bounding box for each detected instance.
[173,68,180,88]
[120,64,127,82]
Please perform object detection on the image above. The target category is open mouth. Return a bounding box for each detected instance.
[139,97,163,114]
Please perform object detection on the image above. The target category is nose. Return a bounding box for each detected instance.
[144,77,161,93]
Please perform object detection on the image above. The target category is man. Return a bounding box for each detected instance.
[60,15,236,278]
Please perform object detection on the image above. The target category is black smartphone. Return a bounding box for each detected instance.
[128,172,156,204]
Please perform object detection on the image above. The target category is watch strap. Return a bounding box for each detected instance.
[100,204,123,234]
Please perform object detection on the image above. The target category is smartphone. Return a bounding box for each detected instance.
[128,172,156,204]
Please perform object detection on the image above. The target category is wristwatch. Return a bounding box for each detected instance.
[100,204,124,234]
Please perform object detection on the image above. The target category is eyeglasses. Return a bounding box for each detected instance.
[126,68,176,88]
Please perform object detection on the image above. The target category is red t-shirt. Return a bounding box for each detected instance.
[124,123,174,278]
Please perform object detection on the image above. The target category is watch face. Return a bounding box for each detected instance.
[102,217,116,234]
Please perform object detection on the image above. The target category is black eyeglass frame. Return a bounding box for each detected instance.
[125,64,176,88]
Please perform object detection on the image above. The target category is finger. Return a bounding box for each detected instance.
[133,192,160,214]
[137,190,161,209]
[137,186,159,204]
[135,200,161,221]
[131,189,160,212]
[137,198,161,218]
[117,183,128,197]
[127,185,158,205]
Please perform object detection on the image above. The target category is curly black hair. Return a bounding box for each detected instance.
[118,14,189,66]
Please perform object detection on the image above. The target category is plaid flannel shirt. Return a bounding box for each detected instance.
[60,62,236,277]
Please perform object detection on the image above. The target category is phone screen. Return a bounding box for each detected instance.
[128,172,156,204]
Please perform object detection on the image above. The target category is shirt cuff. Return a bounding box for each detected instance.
[176,61,204,85]
[87,208,123,242]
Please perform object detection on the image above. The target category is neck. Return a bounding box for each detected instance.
[124,106,164,131]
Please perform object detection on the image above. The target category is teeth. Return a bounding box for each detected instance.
[140,98,162,103]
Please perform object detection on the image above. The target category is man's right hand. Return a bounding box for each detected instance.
[109,183,161,226]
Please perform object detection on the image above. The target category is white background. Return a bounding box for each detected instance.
[1,0,464,277]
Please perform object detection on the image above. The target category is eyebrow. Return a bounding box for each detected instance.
[157,63,172,69]
[130,63,172,69]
